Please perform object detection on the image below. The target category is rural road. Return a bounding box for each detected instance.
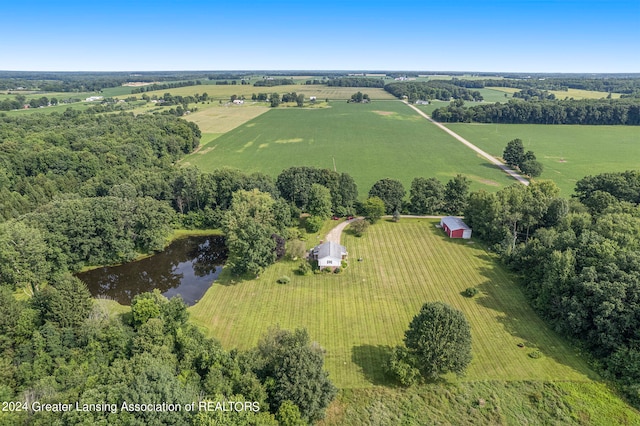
[404,102,530,186]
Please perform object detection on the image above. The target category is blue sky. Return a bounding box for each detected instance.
[2,0,638,72]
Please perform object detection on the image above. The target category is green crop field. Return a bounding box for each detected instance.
[487,86,621,100]
[190,219,596,389]
[114,83,396,101]
[181,100,518,194]
[444,123,640,196]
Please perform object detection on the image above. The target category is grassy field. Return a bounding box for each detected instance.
[189,219,596,389]
[185,104,271,134]
[114,84,397,101]
[487,86,621,100]
[181,100,518,194]
[444,123,640,196]
[320,380,640,425]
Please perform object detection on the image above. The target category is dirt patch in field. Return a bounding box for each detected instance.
[197,146,215,155]
[275,138,303,144]
[478,179,501,187]
[373,110,395,116]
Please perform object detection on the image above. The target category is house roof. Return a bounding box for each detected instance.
[312,241,347,259]
[441,216,471,231]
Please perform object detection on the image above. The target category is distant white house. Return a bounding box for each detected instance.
[232,99,244,105]
[310,241,347,270]
[309,96,317,101]
[415,100,429,105]
[85,96,104,102]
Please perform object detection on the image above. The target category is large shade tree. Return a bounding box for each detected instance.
[389,302,472,384]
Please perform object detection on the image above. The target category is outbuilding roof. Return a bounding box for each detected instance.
[440,216,471,231]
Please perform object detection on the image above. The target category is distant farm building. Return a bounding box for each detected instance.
[440,216,472,239]
[309,96,317,101]
[310,242,347,270]
[415,100,429,105]
[232,99,244,105]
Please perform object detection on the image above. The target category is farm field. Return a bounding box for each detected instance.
[487,86,621,100]
[115,83,397,101]
[181,100,517,194]
[445,123,640,196]
[189,219,596,389]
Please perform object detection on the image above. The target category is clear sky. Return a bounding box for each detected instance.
[2,0,638,73]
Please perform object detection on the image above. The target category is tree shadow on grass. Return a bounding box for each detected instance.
[351,344,395,386]
[470,263,600,380]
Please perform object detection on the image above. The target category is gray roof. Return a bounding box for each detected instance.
[440,216,471,231]
[312,241,347,259]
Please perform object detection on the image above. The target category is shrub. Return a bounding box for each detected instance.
[305,215,324,233]
[463,287,479,298]
[277,276,291,284]
[528,350,543,359]
[341,260,348,269]
[350,219,370,237]
[333,267,341,274]
[297,261,312,276]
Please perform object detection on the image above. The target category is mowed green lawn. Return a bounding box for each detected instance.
[445,123,640,196]
[183,100,518,194]
[189,219,596,389]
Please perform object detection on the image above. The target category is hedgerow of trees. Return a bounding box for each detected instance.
[432,98,640,125]
[463,170,640,405]
[384,81,483,103]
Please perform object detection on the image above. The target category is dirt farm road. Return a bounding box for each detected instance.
[404,102,530,186]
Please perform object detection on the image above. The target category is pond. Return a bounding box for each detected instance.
[77,236,227,306]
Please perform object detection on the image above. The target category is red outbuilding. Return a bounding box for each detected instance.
[440,216,472,239]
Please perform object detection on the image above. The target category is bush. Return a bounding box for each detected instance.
[387,346,421,386]
[333,267,341,274]
[463,287,479,298]
[349,219,370,237]
[341,260,348,269]
[286,239,307,261]
[528,350,543,359]
[277,276,291,284]
[305,215,324,233]
[297,261,312,276]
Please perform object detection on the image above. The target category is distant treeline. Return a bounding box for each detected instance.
[131,80,203,93]
[450,77,640,95]
[253,78,295,87]
[432,98,640,125]
[384,81,483,102]
[326,77,385,88]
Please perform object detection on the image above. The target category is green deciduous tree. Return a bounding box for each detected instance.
[253,327,336,423]
[503,138,525,168]
[307,184,333,218]
[362,197,385,223]
[410,177,445,214]
[223,189,278,276]
[444,174,470,215]
[0,221,51,293]
[403,302,472,380]
[369,178,405,214]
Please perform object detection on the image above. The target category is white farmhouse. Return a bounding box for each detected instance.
[310,241,347,270]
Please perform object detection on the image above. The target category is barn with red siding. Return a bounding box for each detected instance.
[440,216,472,239]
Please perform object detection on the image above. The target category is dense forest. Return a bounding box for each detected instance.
[0,109,347,424]
[463,172,640,405]
[431,98,640,125]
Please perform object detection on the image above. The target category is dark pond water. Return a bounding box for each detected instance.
[77,236,227,306]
